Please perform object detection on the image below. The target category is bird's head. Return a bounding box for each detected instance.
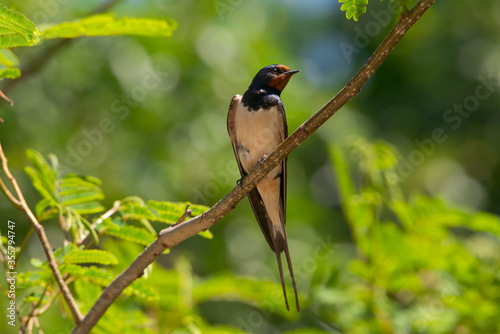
[249,64,299,93]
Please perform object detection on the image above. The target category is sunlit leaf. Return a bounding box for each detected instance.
[43,14,177,39]
[338,0,368,21]
[35,198,59,221]
[63,249,118,265]
[120,201,156,221]
[0,67,19,79]
[24,149,57,200]
[0,6,41,48]
[99,219,157,246]
[147,200,190,224]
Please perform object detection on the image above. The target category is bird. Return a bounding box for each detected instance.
[227,64,300,311]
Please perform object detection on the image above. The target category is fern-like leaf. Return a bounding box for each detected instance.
[147,200,212,238]
[0,49,18,67]
[98,219,157,246]
[0,67,19,78]
[61,264,158,301]
[35,198,59,221]
[63,249,118,265]
[339,0,368,21]
[25,149,58,199]
[0,48,20,79]
[0,6,41,48]
[120,202,156,221]
[43,14,177,40]
[147,200,190,224]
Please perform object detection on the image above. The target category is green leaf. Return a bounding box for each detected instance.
[35,198,59,221]
[24,166,54,201]
[469,212,500,236]
[0,49,20,79]
[68,201,105,215]
[43,14,177,40]
[0,48,19,67]
[60,174,104,206]
[63,249,118,265]
[147,200,212,238]
[120,202,156,221]
[341,1,354,11]
[61,264,158,301]
[17,268,53,289]
[0,67,19,79]
[22,293,49,306]
[346,6,357,19]
[80,216,99,244]
[190,204,210,217]
[25,149,57,199]
[99,220,156,246]
[338,0,368,21]
[147,200,190,224]
[197,229,214,239]
[0,6,41,48]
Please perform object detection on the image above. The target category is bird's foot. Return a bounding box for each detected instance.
[236,177,244,188]
[257,155,268,165]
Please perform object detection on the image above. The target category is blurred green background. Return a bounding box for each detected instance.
[0,0,499,333]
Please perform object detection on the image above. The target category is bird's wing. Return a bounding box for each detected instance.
[276,100,299,311]
[278,100,288,228]
[227,95,276,252]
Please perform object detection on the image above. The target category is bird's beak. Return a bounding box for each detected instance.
[285,70,300,75]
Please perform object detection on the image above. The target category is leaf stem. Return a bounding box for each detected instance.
[398,0,409,13]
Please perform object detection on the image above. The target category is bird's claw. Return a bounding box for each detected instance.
[257,155,268,165]
[236,177,244,188]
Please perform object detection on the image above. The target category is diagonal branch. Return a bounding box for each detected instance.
[0,143,83,324]
[72,0,436,332]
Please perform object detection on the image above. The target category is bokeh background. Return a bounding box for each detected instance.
[1,0,499,333]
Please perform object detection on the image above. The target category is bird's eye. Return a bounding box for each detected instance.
[272,68,279,74]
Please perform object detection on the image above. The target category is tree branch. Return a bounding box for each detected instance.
[0,143,83,324]
[71,0,436,332]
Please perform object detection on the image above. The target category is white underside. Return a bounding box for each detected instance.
[234,102,284,227]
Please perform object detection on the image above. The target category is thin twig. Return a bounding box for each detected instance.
[0,143,83,324]
[34,316,44,334]
[172,205,192,227]
[0,89,13,106]
[21,283,49,333]
[77,200,121,247]
[71,1,436,333]
[0,171,21,207]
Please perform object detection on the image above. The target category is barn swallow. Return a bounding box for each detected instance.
[227,64,300,311]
